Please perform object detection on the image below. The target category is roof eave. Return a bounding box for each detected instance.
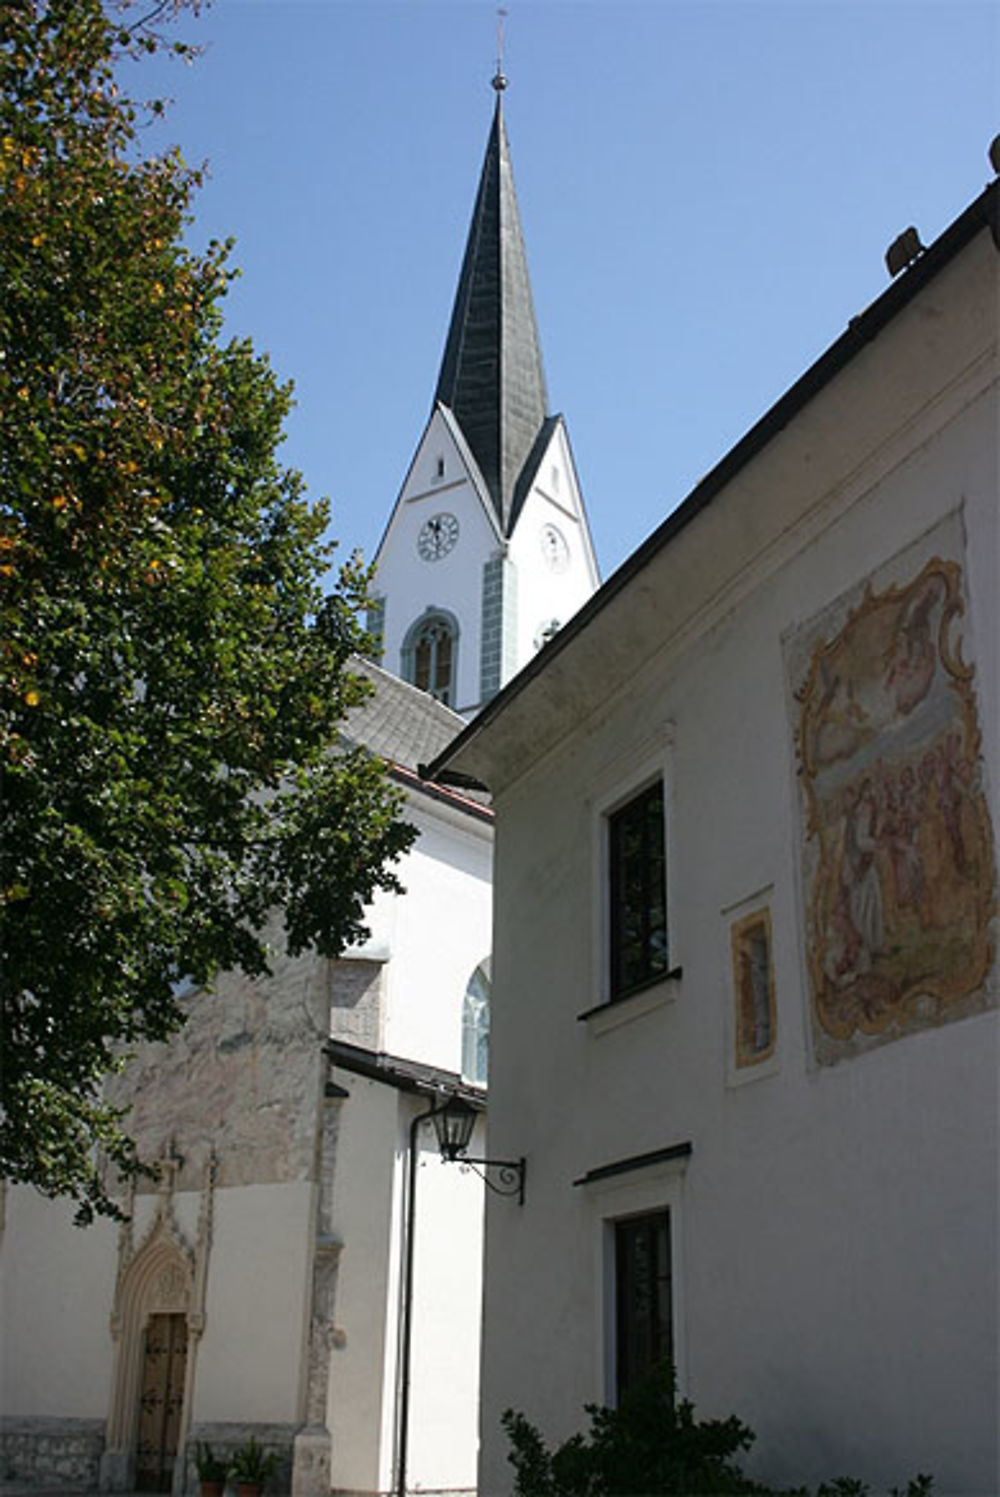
[390,761,493,823]
[423,178,999,790]
[327,1037,487,1106]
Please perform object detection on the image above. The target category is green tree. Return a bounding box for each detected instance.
[1,0,416,1221]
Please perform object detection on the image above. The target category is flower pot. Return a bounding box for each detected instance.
[235,1484,263,1497]
[199,1484,226,1497]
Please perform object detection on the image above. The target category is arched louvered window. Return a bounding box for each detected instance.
[462,959,491,1086]
[402,609,459,706]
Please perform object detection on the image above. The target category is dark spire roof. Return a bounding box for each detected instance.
[435,88,549,535]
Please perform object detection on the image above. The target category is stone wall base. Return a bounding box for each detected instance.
[184,1422,298,1497]
[290,1425,330,1497]
[1,1418,336,1497]
[331,1490,476,1497]
[0,1417,104,1491]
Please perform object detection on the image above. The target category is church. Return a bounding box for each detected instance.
[8,39,997,1497]
[0,73,597,1497]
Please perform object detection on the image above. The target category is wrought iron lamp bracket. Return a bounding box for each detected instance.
[456,1154,526,1205]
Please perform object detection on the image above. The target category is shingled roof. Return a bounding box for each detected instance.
[434,88,549,536]
[343,657,474,776]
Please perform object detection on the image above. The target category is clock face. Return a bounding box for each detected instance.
[540,523,569,573]
[418,512,459,561]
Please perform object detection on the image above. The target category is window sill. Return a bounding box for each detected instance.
[577,967,682,1035]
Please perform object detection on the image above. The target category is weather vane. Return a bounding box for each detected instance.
[493,7,508,92]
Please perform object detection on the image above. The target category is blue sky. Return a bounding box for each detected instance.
[135,0,999,583]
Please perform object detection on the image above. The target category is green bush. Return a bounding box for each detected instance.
[502,1362,933,1497]
[229,1436,279,1484]
[193,1442,230,1482]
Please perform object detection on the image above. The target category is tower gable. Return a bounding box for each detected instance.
[506,417,600,670]
[372,407,504,714]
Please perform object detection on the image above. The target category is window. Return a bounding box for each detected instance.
[434,454,446,481]
[615,1210,673,1400]
[461,959,491,1085]
[365,596,386,663]
[414,620,452,698]
[402,609,459,706]
[608,780,668,1000]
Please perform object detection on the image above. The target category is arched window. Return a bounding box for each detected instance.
[402,608,459,706]
[462,959,491,1086]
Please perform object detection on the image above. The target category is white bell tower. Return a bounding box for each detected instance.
[370,73,599,716]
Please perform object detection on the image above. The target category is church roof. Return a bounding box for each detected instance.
[343,660,491,818]
[424,177,1000,794]
[434,87,549,536]
[343,657,467,772]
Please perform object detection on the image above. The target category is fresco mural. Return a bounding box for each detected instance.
[731,908,776,1068]
[789,542,996,1062]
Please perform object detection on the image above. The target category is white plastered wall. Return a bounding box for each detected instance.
[1,1190,118,1418]
[380,799,493,1073]
[373,408,501,714]
[2,1178,313,1428]
[477,283,999,1493]
[325,1075,401,1495]
[328,789,493,1494]
[405,1107,486,1491]
[507,421,600,667]
[193,1181,314,1422]
[326,1084,487,1496]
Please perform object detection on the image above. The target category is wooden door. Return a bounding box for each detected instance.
[135,1312,187,1492]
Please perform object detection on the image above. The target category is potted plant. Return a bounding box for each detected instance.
[229,1436,278,1497]
[194,1442,230,1497]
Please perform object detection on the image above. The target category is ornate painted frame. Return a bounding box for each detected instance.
[791,550,996,1062]
[730,907,777,1069]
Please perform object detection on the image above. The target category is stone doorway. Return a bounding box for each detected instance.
[101,1156,216,1493]
[135,1313,188,1492]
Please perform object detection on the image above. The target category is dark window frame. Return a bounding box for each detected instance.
[608,779,668,1001]
[401,609,459,707]
[614,1208,673,1402]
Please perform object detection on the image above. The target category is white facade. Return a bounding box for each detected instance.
[505,423,598,669]
[1,756,493,1497]
[372,406,597,716]
[368,798,492,1067]
[325,789,493,1497]
[325,1079,486,1497]
[433,185,999,1494]
[372,407,503,716]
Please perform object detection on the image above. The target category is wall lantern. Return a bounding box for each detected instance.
[430,1094,526,1203]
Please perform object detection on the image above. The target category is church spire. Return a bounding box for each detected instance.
[371,63,599,716]
[434,77,549,536]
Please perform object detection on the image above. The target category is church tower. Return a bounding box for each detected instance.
[370,72,599,716]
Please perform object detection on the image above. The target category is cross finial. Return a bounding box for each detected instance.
[492,7,508,92]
